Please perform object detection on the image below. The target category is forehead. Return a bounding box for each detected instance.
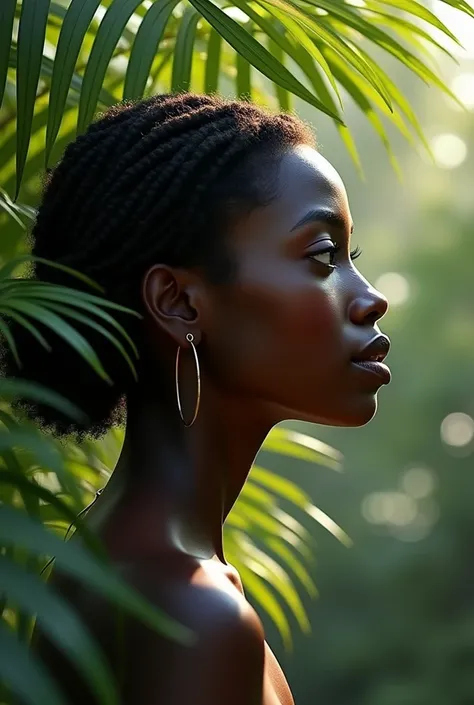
[232,145,352,244]
[271,145,351,228]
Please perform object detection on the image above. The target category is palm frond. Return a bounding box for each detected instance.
[0,429,193,705]
[0,257,141,384]
[1,0,471,193]
[0,618,65,705]
[14,0,50,198]
[124,0,180,100]
[1,554,119,705]
[0,503,194,639]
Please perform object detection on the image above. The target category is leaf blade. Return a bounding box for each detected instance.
[204,27,222,93]
[1,299,112,382]
[0,555,119,705]
[187,0,342,122]
[124,0,180,100]
[0,505,194,645]
[267,38,291,111]
[78,0,143,134]
[15,0,50,197]
[0,619,65,705]
[171,6,201,92]
[37,299,139,381]
[46,0,103,164]
[258,0,393,110]
[0,0,17,110]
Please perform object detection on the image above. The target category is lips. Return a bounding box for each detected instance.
[352,335,390,364]
[351,335,391,384]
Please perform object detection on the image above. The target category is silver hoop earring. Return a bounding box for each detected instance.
[175,333,201,427]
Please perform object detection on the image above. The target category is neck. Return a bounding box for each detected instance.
[88,381,271,565]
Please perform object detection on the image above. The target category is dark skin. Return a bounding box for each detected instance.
[34,145,389,704]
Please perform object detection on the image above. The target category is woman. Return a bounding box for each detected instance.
[4,93,390,705]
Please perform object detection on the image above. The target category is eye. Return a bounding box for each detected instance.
[307,244,337,268]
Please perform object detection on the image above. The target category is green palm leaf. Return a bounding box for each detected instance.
[189,0,342,121]
[8,44,117,121]
[233,532,312,635]
[267,38,292,112]
[324,48,402,176]
[0,620,64,705]
[0,424,83,507]
[440,0,474,17]
[289,39,363,172]
[2,0,472,192]
[0,555,119,705]
[25,299,138,381]
[45,0,103,164]
[262,426,343,470]
[260,0,393,109]
[0,498,194,705]
[272,12,342,108]
[204,27,222,93]
[0,470,105,554]
[0,258,141,385]
[368,9,456,60]
[228,550,294,650]
[172,6,201,92]
[0,0,16,110]
[5,284,139,356]
[2,299,112,382]
[378,0,464,38]
[0,189,36,230]
[236,43,252,101]
[265,536,318,598]
[0,504,194,645]
[78,0,143,134]
[14,0,50,198]
[124,0,180,100]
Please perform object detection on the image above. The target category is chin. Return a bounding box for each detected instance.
[294,396,379,428]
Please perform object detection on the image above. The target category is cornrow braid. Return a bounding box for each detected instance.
[79,115,239,261]
[1,92,314,438]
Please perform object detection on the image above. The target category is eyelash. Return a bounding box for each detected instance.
[308,243,363,268]
[350,245,363,261]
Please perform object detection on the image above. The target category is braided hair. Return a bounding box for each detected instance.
[1,92,314,438]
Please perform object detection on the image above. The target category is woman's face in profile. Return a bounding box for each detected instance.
[205,144,390,428]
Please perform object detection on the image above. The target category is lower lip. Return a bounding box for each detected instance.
[351,360,391,385]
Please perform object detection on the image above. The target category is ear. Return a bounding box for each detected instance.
[141,264,204,346]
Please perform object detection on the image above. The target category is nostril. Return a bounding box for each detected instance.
[366,309,383,325]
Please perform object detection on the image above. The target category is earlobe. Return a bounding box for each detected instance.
[141,264,202,345]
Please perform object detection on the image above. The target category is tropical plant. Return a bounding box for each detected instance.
[0,0,469,703]
[1,0,472,204]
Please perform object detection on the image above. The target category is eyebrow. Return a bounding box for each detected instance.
[290,208,354,234]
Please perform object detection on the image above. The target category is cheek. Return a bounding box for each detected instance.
[211,265,345,391]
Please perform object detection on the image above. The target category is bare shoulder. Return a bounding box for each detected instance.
[117,554,266,705]
[36,554,266,705]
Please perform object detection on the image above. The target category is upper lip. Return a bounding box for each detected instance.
[352,334,390,363]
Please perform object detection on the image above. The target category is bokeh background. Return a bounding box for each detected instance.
[261,5,474,704]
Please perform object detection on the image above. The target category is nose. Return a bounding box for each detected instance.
[348,283,388,326]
